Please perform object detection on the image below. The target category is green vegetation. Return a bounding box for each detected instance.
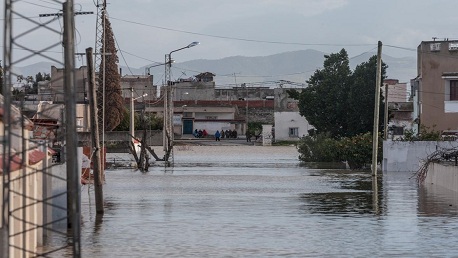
[291,49,388,169]
[399,125,442,141]
[247,121,263,136]
[297,132,382,170]
[289,49,387,139]
[114,109,163,131]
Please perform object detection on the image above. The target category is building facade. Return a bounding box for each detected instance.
[273,88,313,141]
[415,40,458,132]
[121,75,157,102]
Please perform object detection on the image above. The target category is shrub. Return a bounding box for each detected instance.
[297,132,382,170]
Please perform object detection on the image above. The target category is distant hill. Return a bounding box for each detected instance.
[14,50,416,87]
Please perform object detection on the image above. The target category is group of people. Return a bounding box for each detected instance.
[214,129,238,141]
[194,128,239,141]
[193,129,208,138]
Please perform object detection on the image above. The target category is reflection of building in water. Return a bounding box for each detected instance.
[418,183,458,216]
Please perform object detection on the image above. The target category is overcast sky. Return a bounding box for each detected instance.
[2,0,458,69]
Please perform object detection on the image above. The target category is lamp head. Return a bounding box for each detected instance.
[187,41,200,48]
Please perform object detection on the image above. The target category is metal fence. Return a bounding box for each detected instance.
[1,1,80,257]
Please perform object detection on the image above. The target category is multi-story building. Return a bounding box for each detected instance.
[414,40,458,133]
[121,74,157,103]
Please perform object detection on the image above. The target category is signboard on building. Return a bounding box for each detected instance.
[173,115,183,125]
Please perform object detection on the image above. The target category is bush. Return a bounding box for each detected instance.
[401,125,442,141]
[297,132,382,170]
[297,133,340,162]
[339,132,382,170]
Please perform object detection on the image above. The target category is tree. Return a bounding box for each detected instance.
[297,49,352,138]
[346,55,387,136]
[31,72,50,94]
[291,49,387,138]
[114,109,163,131]
[97,11,124,131]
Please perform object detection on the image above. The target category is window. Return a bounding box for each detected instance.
[392,126,404,136]
[451,80,458,100]
[289,127,299,137]
[76,118,83,131]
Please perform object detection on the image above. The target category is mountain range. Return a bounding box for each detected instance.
[14,49,416,88]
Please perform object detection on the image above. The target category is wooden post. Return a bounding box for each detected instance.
[86,47,104,214]
[384,83,389,140]
[372,41,383,177]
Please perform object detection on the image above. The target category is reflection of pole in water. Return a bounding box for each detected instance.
[372,176,379,215]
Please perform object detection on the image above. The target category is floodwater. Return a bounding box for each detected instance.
[59,146,458,257]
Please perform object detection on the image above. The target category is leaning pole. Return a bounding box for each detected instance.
[372,41,383,177]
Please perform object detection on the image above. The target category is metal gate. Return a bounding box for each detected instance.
[183,119,194,134]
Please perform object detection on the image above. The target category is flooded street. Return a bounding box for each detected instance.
[74,146,458,257]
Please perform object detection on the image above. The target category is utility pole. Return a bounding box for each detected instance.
[384,83,389,140]
[372,41,383,177]
[63,1,81,256]
[86,47,104,214]
[94,0,107,181]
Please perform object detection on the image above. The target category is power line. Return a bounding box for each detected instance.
[23,0,61,10]
[109,16,375,47]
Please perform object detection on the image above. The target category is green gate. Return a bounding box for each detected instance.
[183,119,194,134]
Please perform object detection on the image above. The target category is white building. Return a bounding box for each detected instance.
[274,111,312,141]
[273,88,313,141]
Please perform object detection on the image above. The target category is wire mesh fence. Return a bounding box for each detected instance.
[1,1,80,257]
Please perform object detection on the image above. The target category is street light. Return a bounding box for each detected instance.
[181,91,189,101]
[145,61,174,76]
[130,89,148,145]
[163,41,200,155]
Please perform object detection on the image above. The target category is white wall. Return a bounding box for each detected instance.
[194,112,233,120]
[425,163,458,192]
[194,122,232,135]
[274,112,312,141]
[383,141,458,172]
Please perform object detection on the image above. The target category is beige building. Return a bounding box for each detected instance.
[383,79,408,102]
[34,102,91,133]
[0,95,49,257]
[170,72,216,102]
[50,66,88,103]
[146,101,244,137]
[415,40,458,132]
[121,75,157,103]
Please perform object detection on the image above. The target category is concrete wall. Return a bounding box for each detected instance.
[383,140,458,172]
[425,163,458,192]
[78,130,163,146]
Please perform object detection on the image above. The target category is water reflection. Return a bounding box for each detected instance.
[43,147,458,257]
[418,183,458,216]
[298,171,384,215]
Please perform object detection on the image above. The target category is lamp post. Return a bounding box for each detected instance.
[163,41,199,154]
[130,89,147,144]
[145,61,173,76]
